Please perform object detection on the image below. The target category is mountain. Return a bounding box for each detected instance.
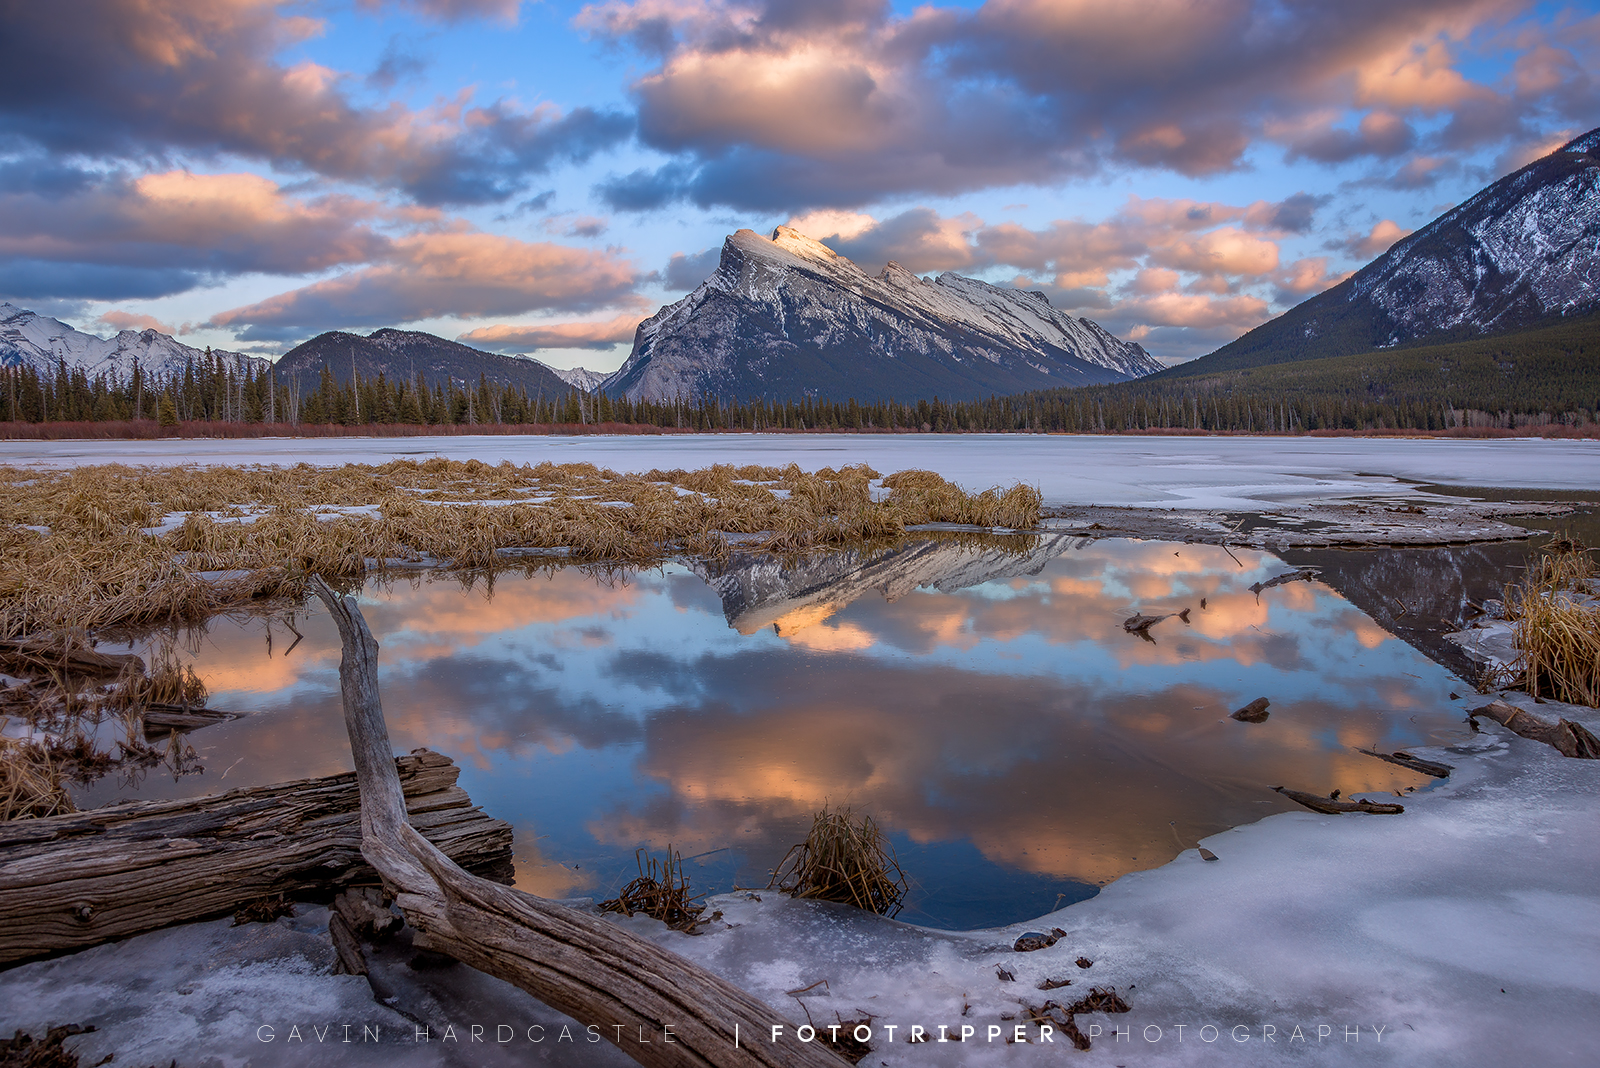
[0,303,262,380]
[544,364,607,392]
[602,226,1161,403]
[694,532,1080,636]
[273,328,578,399]
[1170,127,1600,378]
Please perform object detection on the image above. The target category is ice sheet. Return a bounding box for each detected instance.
[3,435,1596,510]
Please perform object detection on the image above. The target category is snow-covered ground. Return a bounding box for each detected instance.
[2,434,1596,510]
[4,690,1595,1067]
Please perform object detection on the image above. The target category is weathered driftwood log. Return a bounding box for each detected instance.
[1469,700,1600,758]
[1271,786,1405,815]
[0,637,144,676]
[0,750,511,965]
[1123,613,1170,633]
[1231,697,1271,722]
[140,704,247,735]
[1355,747,1453,778]
[1248,569,1319,595]
[306,575,847,1068]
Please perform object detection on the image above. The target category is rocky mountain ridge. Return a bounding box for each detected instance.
[0,303,262,380]
[272,328,577,399]
[1176,126,1600,375]
[603,227,1160,403]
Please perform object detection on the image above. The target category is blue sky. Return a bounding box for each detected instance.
[3,0,1597,367]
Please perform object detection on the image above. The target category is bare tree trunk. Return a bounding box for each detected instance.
[307,577,846,1068]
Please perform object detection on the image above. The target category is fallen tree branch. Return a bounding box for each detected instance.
[306,575,847,1068]
[0,637,144,676]
[0,750,511,965]
[1271,786,1404,815]
[1469,700,1600,759]
[140,704,249,735]
[1248,569,1320,595]
[1354,747,1453,778]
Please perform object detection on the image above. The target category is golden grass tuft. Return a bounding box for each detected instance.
[0,732,75,820]
[770,806,908,917]
[597,847,706,932]
[1509,536,1600,707]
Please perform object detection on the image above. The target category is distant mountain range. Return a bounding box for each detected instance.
[550,365,608,392]
[0,302,263,380]
[0,303,616,404]
[1171,126,1600,378]
[600,226,1161,403]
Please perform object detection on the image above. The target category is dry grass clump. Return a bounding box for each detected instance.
[110,655,207,711]
[0,459,1041,637]
[1515,591,1600,706]
[1508,536,1600,707]
[881,469,1042,529]
[1525,535,1595,594]
[597,847,706,932]
[0,732,76,820]
[770,806,908,917]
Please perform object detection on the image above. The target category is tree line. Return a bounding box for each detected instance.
[2,334,1595,435]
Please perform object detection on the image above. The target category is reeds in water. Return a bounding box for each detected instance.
[0,732,75,820]
[597,847,706,932]
[770,806,908,917]
[1510,536,1600,707]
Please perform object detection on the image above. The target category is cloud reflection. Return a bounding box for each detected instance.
[100,536,1468,927]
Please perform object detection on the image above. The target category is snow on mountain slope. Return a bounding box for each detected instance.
[1190,125,1600,373]
[543,364,607,392]
[603,227,1159,403]
[0,303,263,380]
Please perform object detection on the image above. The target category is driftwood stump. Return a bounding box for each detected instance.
[1470,700,1600,758]
[306,576,846,1068]
[0,751,511,965]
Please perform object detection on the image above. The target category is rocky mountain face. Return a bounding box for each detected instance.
[1181,126,1600,375]
[603,227,1161,403]
[694,532,1081,636]
[0,303,262,380]
[545,365,608,392]
[274,328,577,399]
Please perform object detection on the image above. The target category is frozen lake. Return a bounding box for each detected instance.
[2,433,1595,510]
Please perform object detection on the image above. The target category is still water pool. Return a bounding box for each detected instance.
[82,533,1473,930]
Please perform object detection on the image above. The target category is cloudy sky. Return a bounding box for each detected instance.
[2,0,1596,369]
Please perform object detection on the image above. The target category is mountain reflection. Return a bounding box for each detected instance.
[87,535,1471,930]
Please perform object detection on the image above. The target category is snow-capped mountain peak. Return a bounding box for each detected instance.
[603,227,1160,403]
[0,303,263,381]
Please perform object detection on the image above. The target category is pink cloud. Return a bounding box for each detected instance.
[6,0,628,206]
[457,312,647,351]
[1344,219,1415,259]
[581,0,1561,209]
[0,171,391,276]
[96,310,179,335]
[210,231,640,335]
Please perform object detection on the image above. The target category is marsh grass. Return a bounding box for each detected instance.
[1508,536,1600,707]
[0,459,1040,638]
[597,847,706,932]
[0,731,75,820]
[770,806,908,917]
[0,632,209,819]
